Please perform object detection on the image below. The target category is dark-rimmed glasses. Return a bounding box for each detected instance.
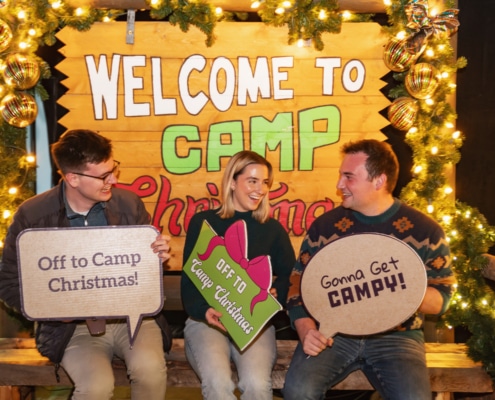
[70,160,120,183]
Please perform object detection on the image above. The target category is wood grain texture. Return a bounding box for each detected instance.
[0,338,493,393]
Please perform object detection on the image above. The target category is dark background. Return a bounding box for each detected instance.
[455,0,495,255]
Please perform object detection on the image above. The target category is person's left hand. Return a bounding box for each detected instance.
[151,234,172,262]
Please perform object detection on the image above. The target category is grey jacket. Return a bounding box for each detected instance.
[0,183,170,363]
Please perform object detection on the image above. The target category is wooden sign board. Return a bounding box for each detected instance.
[16,226,163,343]
[183,220,282,351]
[55,22,391,271]
[300,233,427,338]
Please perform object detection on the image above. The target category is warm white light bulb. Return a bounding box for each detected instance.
[342,11,352,20]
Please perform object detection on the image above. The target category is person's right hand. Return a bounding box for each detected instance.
[294,317,333,356]
[205,308,226,332]
[302,328,333,356]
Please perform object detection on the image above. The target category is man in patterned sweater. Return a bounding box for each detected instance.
[283,139,456,400]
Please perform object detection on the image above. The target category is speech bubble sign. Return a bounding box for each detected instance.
[300,233,427,338]
[17,226,163,344]
[183,219,282,351]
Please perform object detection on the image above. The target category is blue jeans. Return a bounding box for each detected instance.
[184,318,277,400]
[61,319,166,400]
[283,333,431,400]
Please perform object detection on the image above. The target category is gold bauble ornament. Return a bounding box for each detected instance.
[1,92,38,128]
[388,97,418,131]
[405,63,440,99]
[3,53,41,90]
[0,19,13,53]
[383,38,418,72]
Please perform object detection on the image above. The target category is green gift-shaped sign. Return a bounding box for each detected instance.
[183,219,282,351]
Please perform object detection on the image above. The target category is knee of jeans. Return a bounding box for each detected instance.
[73,379,114,399]
[201,377,236,399]
[282,378,307,400]
[128,359,167,384]
[238,373,271,395]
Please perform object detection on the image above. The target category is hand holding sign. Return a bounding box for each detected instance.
[17,226,164,344]
[300,233,427,338]
[183,220,282,351]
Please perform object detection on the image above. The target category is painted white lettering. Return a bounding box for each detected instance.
[179,54,209,115]
[272,56,294,100]
[85,54,120,119]
[342,59,365,92]
[209,56,235,112]
[151,56,177,115]
[237,56,271,105]
[123,55,150,117]
[315,57,342,96]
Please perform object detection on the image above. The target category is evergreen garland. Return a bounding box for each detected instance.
[145,0,218,47]
[255,0,342,50]
[0,125,35,248]
[384,0,495,381]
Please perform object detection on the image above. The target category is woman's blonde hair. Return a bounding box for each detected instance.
[217,151,274,223]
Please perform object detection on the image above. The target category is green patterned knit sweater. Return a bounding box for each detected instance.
[287,198,455,342]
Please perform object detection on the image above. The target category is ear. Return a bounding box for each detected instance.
[230,179,236,190]
[64,173,79,188]
[375,174,387,190]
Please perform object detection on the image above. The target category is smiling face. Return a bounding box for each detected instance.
[65,158,119,213]
[230,163,270,212]
[336,152,384,216]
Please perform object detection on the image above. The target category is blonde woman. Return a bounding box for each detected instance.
[181,150,295,400]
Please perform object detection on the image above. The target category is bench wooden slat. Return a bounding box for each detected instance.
[0,338,493,394]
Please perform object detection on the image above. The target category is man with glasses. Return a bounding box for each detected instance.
[0,129,171,400]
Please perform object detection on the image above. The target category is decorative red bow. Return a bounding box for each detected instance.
[198,220,272,314]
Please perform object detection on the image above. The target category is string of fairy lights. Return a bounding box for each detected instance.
[1,0,495,378]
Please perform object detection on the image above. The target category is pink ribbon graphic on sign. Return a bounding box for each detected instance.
[198,220,272,314]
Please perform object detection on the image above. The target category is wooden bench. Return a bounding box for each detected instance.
[0,275,494,399]
[0,338,494,399]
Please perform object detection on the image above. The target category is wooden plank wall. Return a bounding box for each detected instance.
[56,21,390,270]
